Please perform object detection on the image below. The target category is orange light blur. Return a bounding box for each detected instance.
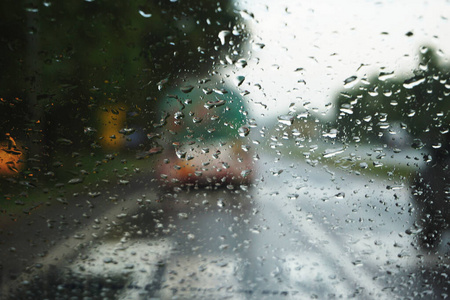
[0,134,26,176]
[98,104,127,150]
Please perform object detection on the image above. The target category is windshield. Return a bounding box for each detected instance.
[1,0,449,299]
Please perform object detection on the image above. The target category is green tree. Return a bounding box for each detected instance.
[0,0,246,182]
[333,46,450,249]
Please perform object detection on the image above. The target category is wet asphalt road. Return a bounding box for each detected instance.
[1,157,449,299]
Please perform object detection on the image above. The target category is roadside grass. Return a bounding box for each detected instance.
[1,151,157,216]
[266,141,419,182]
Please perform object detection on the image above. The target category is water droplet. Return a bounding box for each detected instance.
[193,117,203,123]
[323,147,345,158]
[241,169,252,178]
[103,257,114,264]
[217,198,226,207]
[116,213,127,219]
[176,150,186,159]
[180,85,194,93]
[235,59,247,68]
[148,147,163,155]
[405,226,422,235]
[403,76,425,89]
[198,78,211,84]
[241,144,251,152]
[57,138,73,145]
[234,76,245,86]
[204,99,226,109]
[270,169,283,176]
[250,227,261,234]
[219,244,229,250]
[360,162,368,169]
[239,9,254,20]
[386,185,403,190]
[411,139,425,150]
[218,30,231,45]
[372,161,383,167]
[383,90,393,97]
[379,71,394,81]
[340,104,353,115]
[138,9,152,18]
[174,111,184,119]
[178,212,188,219]
[157,78,168,91]
[407,110,416,117]
[225,55,234,65]
[202,88,213,95]
[213,88,228,95]
[368,87,378,96]
[118,128,135,135]
[363,115,372,122]
[352,260,363,267]
[147,133,161,140]
[322,129,337,138]
[252,43,265,50]
[432,143,442,149]
[238,126,250,137]
[344,76,357,87]
[277,115,294,126]
[377,122,390,129]
[25,6,39,13]
[335,192,345,199]
[288,193,299,200]
[84,127,97,135]
[68,178,83,184]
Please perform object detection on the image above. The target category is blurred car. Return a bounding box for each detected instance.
[152,80,255,188]
[156,141,254,188]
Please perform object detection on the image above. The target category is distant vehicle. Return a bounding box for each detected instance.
[153,80,254,189]
[156,140,253,188]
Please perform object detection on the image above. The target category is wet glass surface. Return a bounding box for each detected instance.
[1,0,450,299]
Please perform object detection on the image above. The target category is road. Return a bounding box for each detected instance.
[1,155,449,299]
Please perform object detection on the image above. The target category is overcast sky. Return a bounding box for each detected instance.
[231,0,450,120]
